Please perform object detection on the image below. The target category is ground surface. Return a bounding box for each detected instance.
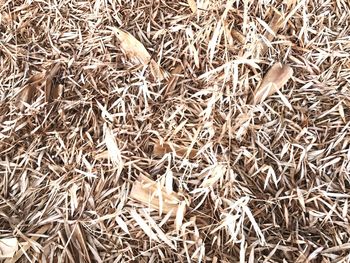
[1,0,350,262]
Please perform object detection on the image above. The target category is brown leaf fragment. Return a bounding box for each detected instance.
[187,0,197,13]
[110,27,151,64]
[0,238,18,258]
[110,27,168,81]
[252,63,293,105]
[231,29,246,44]
[44,63,61,103]
[149,60,168,81]
[17,63,61,110]
[164,64,183,95]
[50,83,64,102]
[130,174,185,216]
[153,142,198,159]
[17,72,45,111]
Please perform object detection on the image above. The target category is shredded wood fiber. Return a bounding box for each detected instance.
[0,0,350,262]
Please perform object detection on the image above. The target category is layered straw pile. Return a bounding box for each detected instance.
[1,0,350,262]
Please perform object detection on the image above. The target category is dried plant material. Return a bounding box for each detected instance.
[130,209,160,241]
[110,27,168,80]
[2,1,350,262]
[186,27,200,68]
[72,223,91,263]
[153,142,198,159]
[110,27,150,64]
[130,174,185,215]
[200,165,226,188]
[44,63,62,103]
[231,29,246,44]
[252,63,293,105]
[16,63,61,110]
[164,64,183,94]
[141,210,176,250]
[94,151,109,160]
[149,60,168,81]
[5,225,50,263]
[115,216,130,235]
[104,126,124,179]
[16,72,45,111]
[104,127,122,165]
[208,21,223,62]
[175,201,187,233]
[257,10,285,55]
[187,0,197,13]
[0,238,18,258]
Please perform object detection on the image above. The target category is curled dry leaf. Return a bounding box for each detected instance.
[153,142,198,159]
[0,238,18,258]
[110,27,168,81]
[252,63,293,105]
[130,174,186,216]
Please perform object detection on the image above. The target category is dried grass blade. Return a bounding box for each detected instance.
[175,201,186,233]
[141,210,176,250]
[115,216,130,235]
[200,165,226,188]
[130,209,159,241]
[73,223,91,263]
[5,225,49,263]
[129,174,184,215]
[258,11,284,55]
[104,127,123,168]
